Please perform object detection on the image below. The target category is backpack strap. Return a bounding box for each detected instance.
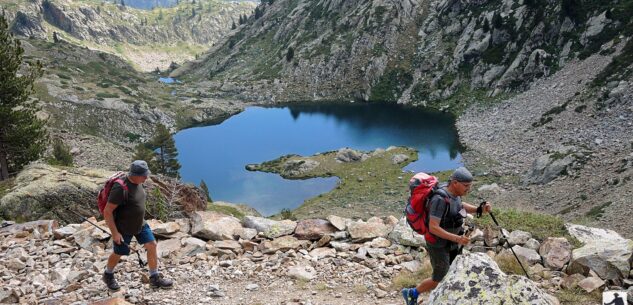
[112,178,129,205]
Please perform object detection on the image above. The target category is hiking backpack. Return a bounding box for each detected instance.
[404,172,449,244]
[97,171,128,215]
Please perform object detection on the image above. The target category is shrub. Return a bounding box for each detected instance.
[50,139,73,166]
[280,208,296,220]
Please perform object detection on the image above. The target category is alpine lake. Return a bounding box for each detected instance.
[174,102,463,217]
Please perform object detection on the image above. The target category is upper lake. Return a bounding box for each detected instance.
[175,102,463,216]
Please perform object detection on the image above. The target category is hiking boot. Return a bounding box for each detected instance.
[401,288,418,305]
[102,272,120,291]
[149,273,173,289]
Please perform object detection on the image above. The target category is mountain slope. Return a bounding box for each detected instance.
[177,0,632,112]
[2,0,256,70]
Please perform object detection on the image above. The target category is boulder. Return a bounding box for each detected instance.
[391,154,409,164]
[191,211,243,241]
[242,216,296,239]
[539,237,572,270]
[426,253,558,305]
[157,238,182,258]
[309,247,336,260]
[566,224,633,281]
[335,148,363,162]
[294,219,337,240]
[348,218,391,242]
[511,245,542,265]
[508,230,532,246]
[152,222,181,235]
[261,236,310,254]
[287,265,317,281]
[577,277,605,293]
[326,215,348,231]
[524,238,541,251]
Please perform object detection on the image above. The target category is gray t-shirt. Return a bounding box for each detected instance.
[107,177,147,235]
[426,187,465,248]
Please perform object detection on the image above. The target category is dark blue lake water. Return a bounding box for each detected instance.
[175,102,463,216]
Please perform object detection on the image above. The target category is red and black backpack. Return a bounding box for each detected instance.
[97,172,128,215]
[404,172,449,244]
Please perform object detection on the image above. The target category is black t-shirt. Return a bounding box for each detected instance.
[107,177,147,235]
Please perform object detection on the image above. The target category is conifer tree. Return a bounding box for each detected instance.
[0,15,47,180]
[231,20,236,30]
[132,143,157,173]
[151,124,180,178]
[199,179,211,202]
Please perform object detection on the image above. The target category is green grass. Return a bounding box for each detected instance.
[584,202,612,220]
[555,287,602,305]
[206,202,245,220]
[391,259,433,290]
[473,207,579,244]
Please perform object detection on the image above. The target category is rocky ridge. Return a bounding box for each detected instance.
[1,211,632,304]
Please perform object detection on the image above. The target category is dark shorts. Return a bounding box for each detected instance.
[113,223,155,256]
[426,243,460,282]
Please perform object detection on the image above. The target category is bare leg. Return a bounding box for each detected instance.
[144,241,158,271]
[106,253,121,270]
[416,278,439,294]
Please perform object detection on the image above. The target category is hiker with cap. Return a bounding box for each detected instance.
[102,160,174,291]
[402,167,492,305]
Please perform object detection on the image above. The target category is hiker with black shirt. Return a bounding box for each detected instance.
[102,160,174,291]
[401,167,492,305]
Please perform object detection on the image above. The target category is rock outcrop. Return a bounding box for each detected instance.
[427,253,559,305]
[0,163,206,224]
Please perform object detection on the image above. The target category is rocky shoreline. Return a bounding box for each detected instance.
[1,211,632,304]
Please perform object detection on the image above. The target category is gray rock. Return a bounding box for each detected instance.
[539,237,572,270]
[348,217,391,242]
[426,253,558,304]
[577,277,604,293]
[191,211,243,241]
[287,265,317,281]
[294,219,337,240]
[508,230,532,246]
[335,148,363,162]
[327,215,348,231]
[511,245,542,265]
[283,159,319,176]
[566,224,633,280]
[391,154,409,164]
[242,216,296,239]
[245,284,259,291]
[524,238,540,251]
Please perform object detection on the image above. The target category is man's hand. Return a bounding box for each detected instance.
[483,202,492,213]
[455,235,470,246]
[112,232,123,245]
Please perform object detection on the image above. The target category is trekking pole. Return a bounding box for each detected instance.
[68,210,147,268]
[487,208,530,280]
